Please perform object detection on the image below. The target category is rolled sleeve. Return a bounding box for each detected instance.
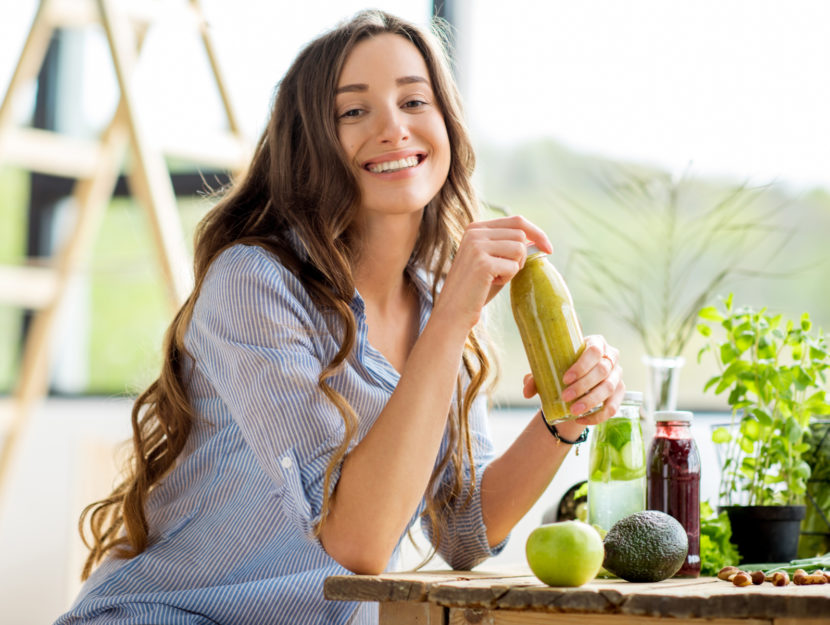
[421,396,509,570]
[187,245,346,536]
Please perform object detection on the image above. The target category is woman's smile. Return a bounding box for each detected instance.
[362,150,426,176]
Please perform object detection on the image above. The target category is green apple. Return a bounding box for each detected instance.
[526,520,605,587]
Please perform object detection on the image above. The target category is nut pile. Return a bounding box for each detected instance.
[718,566,830,587]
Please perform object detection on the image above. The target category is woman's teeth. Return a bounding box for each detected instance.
[368,156,420,173]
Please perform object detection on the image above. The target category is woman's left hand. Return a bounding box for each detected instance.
[522,335,624,425]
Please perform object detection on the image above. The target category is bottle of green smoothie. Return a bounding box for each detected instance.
[510,246,592,424]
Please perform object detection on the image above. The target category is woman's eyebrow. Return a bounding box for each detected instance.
[396,75,428,86]
[336,75,429,94]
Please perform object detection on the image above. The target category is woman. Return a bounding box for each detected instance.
[57,10,623,625]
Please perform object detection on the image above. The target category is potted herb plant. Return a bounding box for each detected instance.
[696,294,830,563]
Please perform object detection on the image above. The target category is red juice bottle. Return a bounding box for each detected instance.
[647,411,701,577]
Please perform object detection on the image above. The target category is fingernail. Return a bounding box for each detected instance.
[561,389,575,402]
[571,402,585,415]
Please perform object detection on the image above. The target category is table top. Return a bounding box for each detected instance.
[324,569,830,621]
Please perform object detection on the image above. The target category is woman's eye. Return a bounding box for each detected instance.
[339,108,363,119]
[403,99,427,109]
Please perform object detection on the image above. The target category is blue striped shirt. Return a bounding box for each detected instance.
[56,243,506,625]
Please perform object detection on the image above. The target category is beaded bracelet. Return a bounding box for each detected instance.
[540,410,588,454]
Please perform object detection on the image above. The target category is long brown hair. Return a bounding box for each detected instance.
[79,9,492,579]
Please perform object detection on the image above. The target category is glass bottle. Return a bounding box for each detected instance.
[588,391,647,532]
[510,246,596,424]
[647,411,701,577]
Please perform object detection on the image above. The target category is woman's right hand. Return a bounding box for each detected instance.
[432,215,552,335]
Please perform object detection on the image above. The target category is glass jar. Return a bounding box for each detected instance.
[587,391,647,532]
[647,411,701,577]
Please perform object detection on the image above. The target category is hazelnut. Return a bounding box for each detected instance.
[733,572,752,587]
[750,571,765,585]
[772,571,790,587]
[793,571,808,585]
[718,566,741,581]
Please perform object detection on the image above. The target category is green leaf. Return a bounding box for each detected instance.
[741,417,761,441]
[750,408,773,427]
[735,331,755,354]
[794,460,812,480]
[703,375,721,393]
[727,385,747,406]
[725,293,734,311]
[795,366,814,389]
[801,313,812,332]
[699,306,724,322]
[697,323,712,337]
[740,437,755,454]
[712,427,732,444]
[758,336,776,360]
[720,342,739,365]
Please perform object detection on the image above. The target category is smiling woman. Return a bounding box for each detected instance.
[53,9,623,625]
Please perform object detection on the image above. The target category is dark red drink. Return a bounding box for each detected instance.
[647,411,701,577]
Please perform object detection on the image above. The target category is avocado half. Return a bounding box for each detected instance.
[602,510,688,582]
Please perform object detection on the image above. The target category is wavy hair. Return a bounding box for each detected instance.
[79,9,492,579]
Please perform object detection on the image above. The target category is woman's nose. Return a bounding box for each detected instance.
[375,106,409,144]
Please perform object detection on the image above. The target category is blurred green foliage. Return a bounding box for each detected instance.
[475,139,830,406]
[1,138,829,403]
[0,167,209,395]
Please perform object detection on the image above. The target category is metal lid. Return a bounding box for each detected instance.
[654,410,694,422]
[622,391,643,405]
[526,244,544,257]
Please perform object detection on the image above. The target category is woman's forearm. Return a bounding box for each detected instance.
[480,413,586,547]
[319,312,470,574]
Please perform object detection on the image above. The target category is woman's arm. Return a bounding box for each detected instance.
[319,216,551,574]
[480,337,625,547]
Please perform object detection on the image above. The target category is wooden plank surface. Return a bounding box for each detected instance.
[326,571,830,621]
[380,601,445,624]
[447,608,773,625]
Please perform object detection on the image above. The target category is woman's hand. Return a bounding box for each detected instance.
[522,335,625,425]
[432,215,552,335]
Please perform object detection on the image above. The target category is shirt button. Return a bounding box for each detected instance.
[280,456,293,470]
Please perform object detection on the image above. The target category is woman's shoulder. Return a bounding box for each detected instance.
[200,243,313,315]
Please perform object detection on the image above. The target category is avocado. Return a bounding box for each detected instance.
[602,510,688,582]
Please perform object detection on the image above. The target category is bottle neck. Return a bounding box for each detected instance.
[655,421,692,439]
[526,251,546,263]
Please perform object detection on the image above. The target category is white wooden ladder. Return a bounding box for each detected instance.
[0,0,249,510]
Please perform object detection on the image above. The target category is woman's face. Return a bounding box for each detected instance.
[336,33,451,221]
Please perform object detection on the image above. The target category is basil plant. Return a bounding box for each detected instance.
[697,294,830,506]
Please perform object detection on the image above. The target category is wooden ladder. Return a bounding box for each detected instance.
[0,0,249,510]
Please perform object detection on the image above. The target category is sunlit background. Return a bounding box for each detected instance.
[1,1,829,621]
[2,0,828,405]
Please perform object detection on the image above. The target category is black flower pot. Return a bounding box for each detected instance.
[720,505,806,564]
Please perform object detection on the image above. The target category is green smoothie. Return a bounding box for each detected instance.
[510,249,587,424]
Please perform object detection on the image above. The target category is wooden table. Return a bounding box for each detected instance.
[324,570,830,624]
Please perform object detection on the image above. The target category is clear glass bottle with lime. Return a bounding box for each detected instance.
[588,391,647,531]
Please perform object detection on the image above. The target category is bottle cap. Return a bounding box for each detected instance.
[526,244,545,257]
[654,410,694,422]
[622,391,643,405]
